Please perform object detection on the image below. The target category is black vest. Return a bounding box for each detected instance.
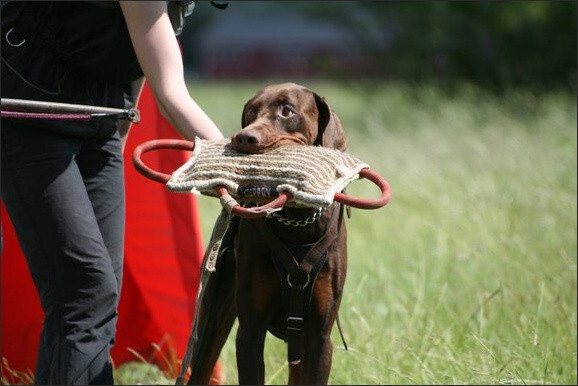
[1,1,195,88]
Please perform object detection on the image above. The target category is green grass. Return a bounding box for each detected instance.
[116,80,577,385]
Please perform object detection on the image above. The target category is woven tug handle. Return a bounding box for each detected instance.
[132,139,390,218]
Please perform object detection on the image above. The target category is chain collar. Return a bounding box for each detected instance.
[269,206,327,227]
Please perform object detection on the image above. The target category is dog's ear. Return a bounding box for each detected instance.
[314,93,347,151]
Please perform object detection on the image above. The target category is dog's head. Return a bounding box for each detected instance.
[231,82,346,154]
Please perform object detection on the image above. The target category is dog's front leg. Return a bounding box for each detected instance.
[288,303,336,385]
[235,315,267,385]
[297,328,334,385]
[235,221,279,385]
[236,274,273,385]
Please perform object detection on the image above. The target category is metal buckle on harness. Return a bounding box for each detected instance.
[287,316,304,331]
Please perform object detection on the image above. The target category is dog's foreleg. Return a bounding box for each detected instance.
[235,318,267,385]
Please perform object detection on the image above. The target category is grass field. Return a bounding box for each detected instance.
[114,80,577,385]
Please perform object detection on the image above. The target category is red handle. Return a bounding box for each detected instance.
[334,168,391,209]
[132,139,195,184]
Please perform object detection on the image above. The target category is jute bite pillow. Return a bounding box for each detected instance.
[166,138,369,208]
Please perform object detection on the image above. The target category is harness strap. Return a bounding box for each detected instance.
[254,203,344,364]
[286,248,330,365]
[287,281,307,364]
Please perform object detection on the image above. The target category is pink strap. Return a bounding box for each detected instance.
[1,111,92,121]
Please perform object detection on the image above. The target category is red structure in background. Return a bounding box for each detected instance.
[1,83,221,383]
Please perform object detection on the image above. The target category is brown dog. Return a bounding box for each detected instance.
[185,83,348,385]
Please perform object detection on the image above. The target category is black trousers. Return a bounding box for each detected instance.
[1,46,132,386]
[2,120,125,385]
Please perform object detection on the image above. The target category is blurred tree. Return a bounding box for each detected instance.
[179,1,575,91]
[298,1,576,91]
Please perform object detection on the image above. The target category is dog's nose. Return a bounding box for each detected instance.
[231,129,263,153]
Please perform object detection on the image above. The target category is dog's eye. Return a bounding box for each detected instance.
[279,105,295,118]
[243,108,256,125]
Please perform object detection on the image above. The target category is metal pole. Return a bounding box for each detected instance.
[0,98,140,123]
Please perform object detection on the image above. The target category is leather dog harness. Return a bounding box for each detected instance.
[253,202,345,365]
